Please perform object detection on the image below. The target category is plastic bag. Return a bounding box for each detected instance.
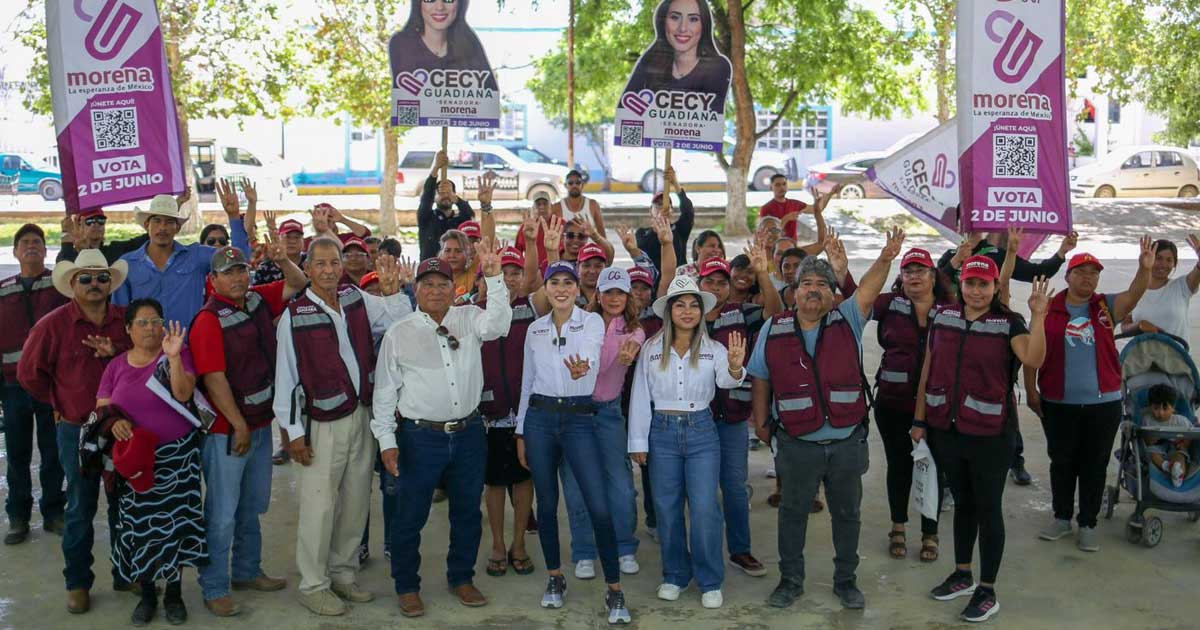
[912,439,939,522]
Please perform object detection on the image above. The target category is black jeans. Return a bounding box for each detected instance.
[1040,400,1122,528]
[874,405,939,535]
[1012,425,1025,468]
[928,427,1012,584]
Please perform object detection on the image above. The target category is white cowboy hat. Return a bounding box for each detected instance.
[133,194,189,226]
[51,249,128,298]
[652,275,717,319]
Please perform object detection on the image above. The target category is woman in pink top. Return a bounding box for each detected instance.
[558,267,646,576]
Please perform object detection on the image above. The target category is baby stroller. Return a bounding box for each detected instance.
[1101,333,1200,547]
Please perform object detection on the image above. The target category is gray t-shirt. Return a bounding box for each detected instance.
[1051,295,1121,405]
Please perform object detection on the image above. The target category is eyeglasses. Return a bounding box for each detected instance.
[422,0,455,3]
[565,179,583,186]
[564,231,587,240]
[132,318,165,328]
[205,237,229,246]
[762,227,782,235]
[83,216,107,226]
[436,325,460,350]
[343,251,369,260]
[76,272,112,285]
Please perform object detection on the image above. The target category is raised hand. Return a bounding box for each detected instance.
[375,254,401,296]
[726,330,746,369]
[264,230,287,264]
[243,180,257,206]
[1007,226,1025,252]
[1057,230,1078,257]
[881,226,906,261]
[311,206,333,236]
[1187,233,1199,258]
[478,170,497,206]
[747,240,770,274]
[434,149,449,173]
[651,213,673,244]
[67,214,86,244]
[1027,275,1055,317]
[397,256,416,287]
[1138,234,1158,270]
[477,236,502,276]
[542,215,564,251]
[522,210,539,240]
[616,224,637,252]
[824,229,848,276]
[217,179,241,218]
[263,210,278,234]
[162,321,186,358]
[617,338,641,366]
[563,354,591,380]
[82,335,116,358]
[249,241,268,269]
[175,186,191,208]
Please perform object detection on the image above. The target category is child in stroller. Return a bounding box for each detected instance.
[1142,384,1197,487]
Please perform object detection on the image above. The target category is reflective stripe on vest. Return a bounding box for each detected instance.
[925,392,947,407]
[243,385,274,407]
[777,397,813,412]
[887,298,913,315]
[292,313,332,329]
[963,395,1003,416]
[481,390,495,402]
[879,370,908,383]
[729,389,753,402]
[0,276,53,297]
[2,349,21,365]
[829,390,861,404]
[312,392,349,411]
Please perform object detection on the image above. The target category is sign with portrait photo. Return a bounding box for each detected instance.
[613,0,732,152]
[388,0,500,128]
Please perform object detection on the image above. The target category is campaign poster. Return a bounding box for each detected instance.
[868,118,962,242]
[47,0,186,212]
[957,0,1071,235]
[388,0,500,128]
[613,0,732,152]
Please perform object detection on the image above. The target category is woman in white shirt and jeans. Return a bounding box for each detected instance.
[515,261,631,624]
[628,276,746,609]
[1124,235,1199,346]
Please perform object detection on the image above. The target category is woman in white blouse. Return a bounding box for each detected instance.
[628,276,746,609]
[515,261,632,624]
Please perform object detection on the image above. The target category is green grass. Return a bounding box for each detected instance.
[0,222,154,247]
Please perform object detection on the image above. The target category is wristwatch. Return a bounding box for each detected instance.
[480,204,493,214]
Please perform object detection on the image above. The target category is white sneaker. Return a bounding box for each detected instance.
[1038,518,1073,541]
[619,555,640,575]
[1171,461,1185,488]
[575,560,596,580]
[765,467,777,479]
[701,590,723,609]
[656,583,682,601]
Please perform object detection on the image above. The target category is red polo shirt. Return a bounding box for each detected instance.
[188,281,287,434]
[17,300,131,424]
[758,198,807,240]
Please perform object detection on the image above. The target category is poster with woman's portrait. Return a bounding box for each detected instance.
[388,0,500,128]
[614,0,732,152]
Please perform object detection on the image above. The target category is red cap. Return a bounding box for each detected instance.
[278,219,303,236]
[112,427,158,494]
[342,236,367,252]
[1067,252,1104,272]
[960,255,999,282]
[628,266,654,286]
[359,271,380,289]
[900,248,934,268]
[79,208,106,219]
[500,246,525,269]
[578,243,607,264]
[698,257,731,278]
[460,221,482,239]
[416,257,453,282]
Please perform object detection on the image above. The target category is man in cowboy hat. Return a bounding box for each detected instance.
[112,186,250,324]
[58,190,191,264]
[18,250,133,614]
[1,224,67,546]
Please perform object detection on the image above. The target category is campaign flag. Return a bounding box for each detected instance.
[956,0,1071,235]
[47,0,186,212]
[388,0,500,128]
[613,0,732,152]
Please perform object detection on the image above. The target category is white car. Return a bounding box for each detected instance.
[1070,145,1200,198]
[609,138,796,192]
[395,143,569,201]
[189,138,297,202]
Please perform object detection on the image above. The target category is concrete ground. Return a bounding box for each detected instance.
[1,205,1199,629]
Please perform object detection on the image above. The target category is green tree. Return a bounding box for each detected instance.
[895,0,954,123]
[528,0,925,235]
[15,0,298,221]
[291,0,408,235]
[1142,1,1200,144]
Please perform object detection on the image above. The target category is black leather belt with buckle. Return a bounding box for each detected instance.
[409,412,480,434]
[529,395,596,416]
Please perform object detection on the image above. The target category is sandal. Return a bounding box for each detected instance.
[888,529,907,559]
[485,555,508,577]
[920,534,939,563]
[767,493,782,508]
[508,551,535,575]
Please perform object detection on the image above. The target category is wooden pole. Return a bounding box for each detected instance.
[567,0,576,171]
[663,147,672,214]
[440,127,449,180]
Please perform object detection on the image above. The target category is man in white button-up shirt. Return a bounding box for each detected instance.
[371,246,511,619]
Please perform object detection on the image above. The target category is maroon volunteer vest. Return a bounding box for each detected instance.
[287,287,376,422]
[1038,291,1121,401]
[763,311,867,438]
[707,303,754,423]
[923,306,1020,436]
[199,291,278,426]
[874,294,944,414]
[480,296,537,420]
[0,271,66,383]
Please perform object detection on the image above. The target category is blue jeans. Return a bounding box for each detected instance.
[715,419,751,556]
[3,383,63,523]
[362,453,398,554]
[523,396,621,584]
[648,410,724,592]
[57,421,121,591]
[198,427,273,600]
[389,418,486,594]
[558,399,639,561]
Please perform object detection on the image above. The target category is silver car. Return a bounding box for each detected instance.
[396,143,569,201]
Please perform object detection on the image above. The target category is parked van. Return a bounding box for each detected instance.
[609,139,797,192]
[189,138,296,202]
[395,143,569,201]
[0,154,64,200]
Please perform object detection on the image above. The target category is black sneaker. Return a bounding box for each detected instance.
[1010,463,1032,486]
[767,579,804,608]
[540,574,567,608]
[930,570,976,601]
[358,543,370,565]
[605,588,631,624]
[833,579,865,609]
[131,596,157,626]
[960,586,1000,622]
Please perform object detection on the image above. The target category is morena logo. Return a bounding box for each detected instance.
[965,260,991,271]
[985,10,1043,84]
[83,0,144,62]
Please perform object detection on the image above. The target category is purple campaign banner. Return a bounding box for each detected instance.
[47,0,185,212]
[956,0,1071,236]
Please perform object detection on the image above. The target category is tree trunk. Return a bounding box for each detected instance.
[378,127,399,236]
[723,0,754,236]
[934,5,955,123]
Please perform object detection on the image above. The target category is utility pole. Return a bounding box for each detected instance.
[567,0,576,170]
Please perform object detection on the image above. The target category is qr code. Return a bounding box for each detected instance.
[394,104,419,126]
[620,123,643,147]
[993,133,1037,179]
[91,107,139,152]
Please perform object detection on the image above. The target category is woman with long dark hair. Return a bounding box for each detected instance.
[389,0,500,91]
[622,0,732,113]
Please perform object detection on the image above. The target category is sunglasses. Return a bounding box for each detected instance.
[76,272,112,285]
[565,179,583,186]
[132,318,165,328]
[421,0,455,3]
[83,216,107,226]
[436,325,460,350]
[564,231,587,240]
[205,237,229,246]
